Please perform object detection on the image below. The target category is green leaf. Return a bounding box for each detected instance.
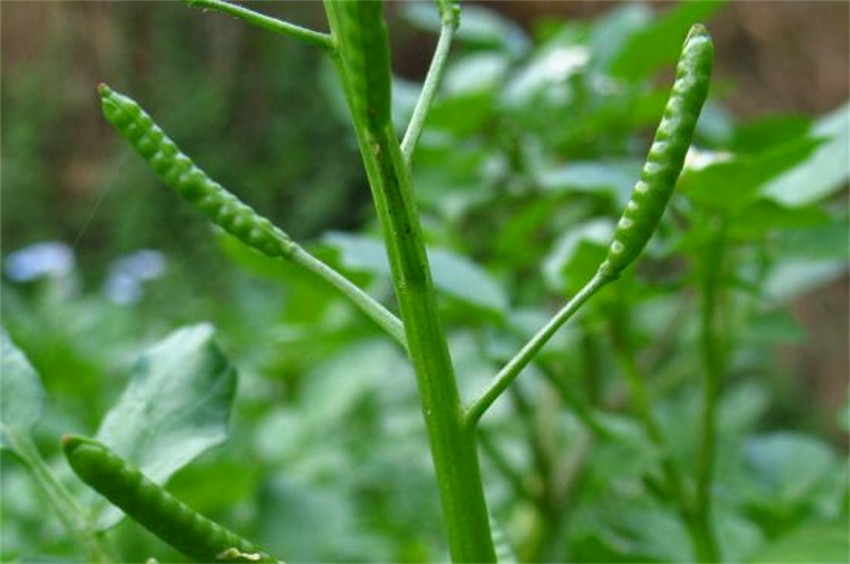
[731,114,812,154]
[0,328,45,452]
[682,135,821,213]
[258,475,388,561]
[587,3,653,73]
[726,200,831,241]
[543,219,613,293]
[775,220,849,260]
[92,324,238,529]
[763,259,848,303]
[501,31,589,108]
[744,433,845,517]
[738,309,807,345]
[537,159,643,202]
[762,102,850,206]
[751,521,850,563]
[323,232,508,314]
[442,53,510,97]
[609,0,726,80]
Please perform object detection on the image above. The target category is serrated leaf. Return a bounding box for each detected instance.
[93,323,237,529]
[0,328,45,452]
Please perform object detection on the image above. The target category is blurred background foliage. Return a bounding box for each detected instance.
[1,1,848,562]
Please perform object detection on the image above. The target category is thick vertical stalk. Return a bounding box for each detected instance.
[323,2,495,559]
[359,121,496,563]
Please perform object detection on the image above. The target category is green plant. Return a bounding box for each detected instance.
[3,1,848,563]
[62,434,274,563]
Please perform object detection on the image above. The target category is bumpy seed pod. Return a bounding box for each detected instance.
[598,24,713,279]
[329,1,393,131]
[98,83,293,259]
[62,434,277,563]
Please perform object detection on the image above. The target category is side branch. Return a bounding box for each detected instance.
[465,272,613,429]
[187,0,334,51]
[401,21,456,164]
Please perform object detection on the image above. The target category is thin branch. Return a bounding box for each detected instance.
[288,245,407,350]
[465,272,613,429]
[187,0,334,51]
[400,22,456,164]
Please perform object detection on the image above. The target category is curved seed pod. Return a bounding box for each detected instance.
[327,0,392,131]
[62,435,278,563]
[98,83,293,259]
[598,24,713,279]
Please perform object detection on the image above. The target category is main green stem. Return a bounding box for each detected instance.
[358,122,495,563]
[323,6,495,559]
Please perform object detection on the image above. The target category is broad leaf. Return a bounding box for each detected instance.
[93,323,237,528]
[683,135,821,213]
[0,328,45,452]
[762,102,850,206]
[743,432,846,524]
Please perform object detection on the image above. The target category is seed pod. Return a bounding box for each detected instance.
[98,83,293,259]
[62,434,277,563]
[328,0,392,131]
[598,24,713,279]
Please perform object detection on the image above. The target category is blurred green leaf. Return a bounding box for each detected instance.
[93,324,237,529]
[401,3,530,56]
[323,232,508,314]
[726,200,831,241]
[762,102,850,206]
[428,92,497,137]
[738,309,807,345]
[683,135,821,213]
[609,1,726,80]
[442,53,510,97]
[543,219,613,293]
[717,382,771,436]
[537,159,643,203]
[775,220,849,260]
[763,259,847,303]
[0,328,45,452]
[587,3,653,72]
[751,521,849,563]
[731,114,812,154]
[743,433,845,522]
[502,33,589,108]
[569,497,690,562]
[258,475,388,561]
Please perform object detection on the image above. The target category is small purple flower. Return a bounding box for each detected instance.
[4,242,75,282]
